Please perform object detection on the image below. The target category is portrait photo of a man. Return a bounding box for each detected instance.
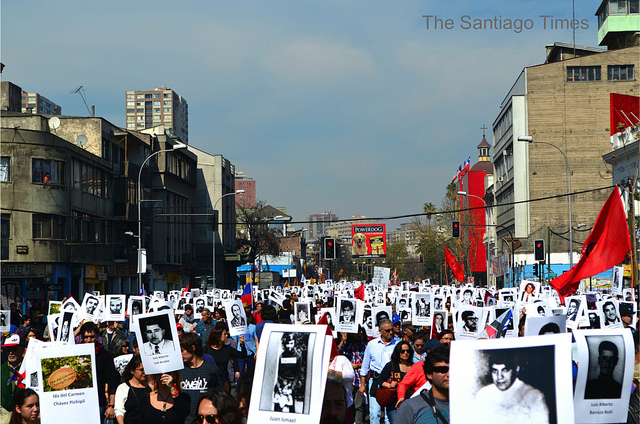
[230,303,246,327]
[339,300,355,324]
[584,338,623,399]
[461,310,479,333]
[566,298,581,322]
[141,315,175,355]
[83,295,100,315]
[601,301,621,326]
[475,349,550,423]
[109,297,123,315]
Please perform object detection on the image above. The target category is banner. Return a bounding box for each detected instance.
[351,224,386,258]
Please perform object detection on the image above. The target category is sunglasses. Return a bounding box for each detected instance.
[381,328,393,333]
[400,349,411,353]
[194,414,219,424]
[432,366,449,374]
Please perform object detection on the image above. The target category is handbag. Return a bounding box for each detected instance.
[374,363,400,408]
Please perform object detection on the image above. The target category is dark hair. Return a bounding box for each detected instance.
[391,341,414,367]
[80,321,99,337]
[486,349,518,370]
[538,322,561,334]
[437,330,454,342]
[215,308,226,319]
[599,340,619,357]
[424,344,450,375]
[206,322,228,347]
[180,332,204,357]
[260,305,278,322]
[121,355,143,383]
[10,389,38,424]
[184,304,193,311]
[461,310,476,321]
[342,300,354,310]
[413,332,428,343]
[194,389,243,424]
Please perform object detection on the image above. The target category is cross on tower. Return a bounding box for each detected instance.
[480,124,488,136]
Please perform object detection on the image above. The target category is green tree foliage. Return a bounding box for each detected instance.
[41,355,93,392]
[385,240,409,278]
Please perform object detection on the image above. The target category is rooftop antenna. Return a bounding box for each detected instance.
[70,86,92,116]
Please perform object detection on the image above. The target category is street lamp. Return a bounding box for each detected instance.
[518,136,573,268]
[137,142,187,293]
[211,189,244,288]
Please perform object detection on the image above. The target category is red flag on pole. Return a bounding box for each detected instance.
[445,244,465,283]
[550,188,630,303]
[354,284,365,301]
[316,312,339,360]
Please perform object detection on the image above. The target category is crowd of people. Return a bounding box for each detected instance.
[0,282,638,424]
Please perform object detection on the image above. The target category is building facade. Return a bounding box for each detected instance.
[235,171,256,209]
[125,86,189,143]
[21,91,62,115]
[306,212,338,240]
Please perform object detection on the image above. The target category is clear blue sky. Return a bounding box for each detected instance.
[2,0,603,228]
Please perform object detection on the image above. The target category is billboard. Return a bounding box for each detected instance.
[351,224,386,258]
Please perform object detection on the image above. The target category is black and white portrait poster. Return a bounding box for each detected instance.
[611,266,623,296]
[336,298,358,333]
[193,295,207,319]
[294,302,311,324]
[362,307,376,337]
[431,310,448,336]
[134,310,182,374]
[318,309,337,337]
[455,306,485,340]
[61,297,80,313]
[573,329,634,423]
[248,323,330,424]
[153,290,165,300]
[595,299,622,329]
[148,299,174,313]
[225,300,248,337]
[524,315,567,337]
[564,295,586,328]
[498,288,516,304]
[371,306,392,333]
[127,295,146,317]
[47,313,62,343]
[412,292,431,326]
[518,280,540,303]
[450,333,574,424]
[55,311,75,345]
[622,288,635,302]
[0,310,9,333]
[395,295,410,311]
[80,292,102,319]
[37,343,101,424]
[104,295,126,322]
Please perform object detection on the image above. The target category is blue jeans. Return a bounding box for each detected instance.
[368,379,390,424]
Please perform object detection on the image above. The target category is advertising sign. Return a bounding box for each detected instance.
[351,224,386,258]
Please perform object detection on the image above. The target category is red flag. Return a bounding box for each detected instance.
[445,245,464,283]
[551,188,630,303]
[316,312,339,360]
[180,283,190,298]
[354,284,364,301]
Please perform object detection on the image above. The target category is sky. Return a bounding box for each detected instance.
[2,0,603,230]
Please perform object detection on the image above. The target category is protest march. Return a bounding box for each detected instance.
[0,278,637,424]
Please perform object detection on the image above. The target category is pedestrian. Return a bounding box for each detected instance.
[194,308,215,347]
[192,389,243,424]
[204,323,246,392]
[374,341,414,423]
[141,372,190,424]
[9,388,40,424]
[114,355,150,424]
[1,334,27,420]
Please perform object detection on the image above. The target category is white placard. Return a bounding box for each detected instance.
[335,298,358,334]
[0,310,9,333]
[573,329,634,423]
[450,333,574,424]
[372,266,390,286]
[611,266,623,295]
[225,300,248,337]
[412,292,432,326]
[37,343,101,424]
[294,302,311,324]
[134,310,183,374]
[80,293,102,320]
[247,323,330,423]
[104,295,126,322]
[524,315,567,337]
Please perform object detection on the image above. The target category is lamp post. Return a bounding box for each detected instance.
[518,136,573,268]
[211,189,244,288]
[137,143,187,293]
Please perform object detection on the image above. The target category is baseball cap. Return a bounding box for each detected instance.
[176,323,184,330]
[2,334,24,348]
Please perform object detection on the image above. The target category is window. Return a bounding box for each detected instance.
[32,214,65,239]
[137,115,144,121]
[127,94,135,99]
[127,123,135,128]
[164,107,172,113]
[145,94,152,99]
[153,93,161,98]
[164,93,171,98]
[127,116,135,121]
[0,157,9,182]
[154,108,161,113]
[608,65,634,81]
[136,102,144,107]
[32,159,65,184]
[567,66,601,81]
[137,94,144,99]
[72,212,108,243]
[127,101,135,107]
[164,101,171,106]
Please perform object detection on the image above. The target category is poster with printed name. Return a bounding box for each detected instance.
[225,299,248,337]
[450,333,574,424]
[134,310,183,374]
[412,292,432,326]
[247,324,330,424]
[336,297,358,333]
[351,223,387,258]
[0,310,9,333]
[37,343,100,424]
[372,266,391,286]
[104,295,126,322]
[573,329,634,423]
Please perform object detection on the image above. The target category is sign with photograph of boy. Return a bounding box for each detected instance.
[450,334,574,424]
[248,324,330,424]
[573,329,634,423]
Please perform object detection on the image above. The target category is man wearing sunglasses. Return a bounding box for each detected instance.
[395,344,450,424]
[360,319,399,424]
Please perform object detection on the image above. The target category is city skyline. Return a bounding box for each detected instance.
[2,0,602,224]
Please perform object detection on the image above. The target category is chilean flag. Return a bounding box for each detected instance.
[241,282,254,309]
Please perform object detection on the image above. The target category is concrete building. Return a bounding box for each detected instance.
[188,146,241,289]
[125,86,189,143]
[326,215,369,242]
[491,42,639,287]
[235,171,256,209]
[386,222,420,256]
[306,212,338,240]
[21,91,62,115]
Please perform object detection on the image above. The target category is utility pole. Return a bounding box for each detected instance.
[628,180,638,288]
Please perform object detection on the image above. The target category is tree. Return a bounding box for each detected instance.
[386,240,409,278]
[236,201,283,283]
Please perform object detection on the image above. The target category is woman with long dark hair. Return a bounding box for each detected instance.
[192,390,243,424]
[10,389,39,424]
[140,371,190,424]
[204,323,246,391]
[114,355,150,424]
[374,341,414,424]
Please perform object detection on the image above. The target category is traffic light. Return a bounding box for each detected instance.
[419,255,424,263]
[324,238,336,260]
[366,264,373,275]
[452,221,460,238]
[357,263,363,273]
[534,239,545,261]
[533,263,539,277]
